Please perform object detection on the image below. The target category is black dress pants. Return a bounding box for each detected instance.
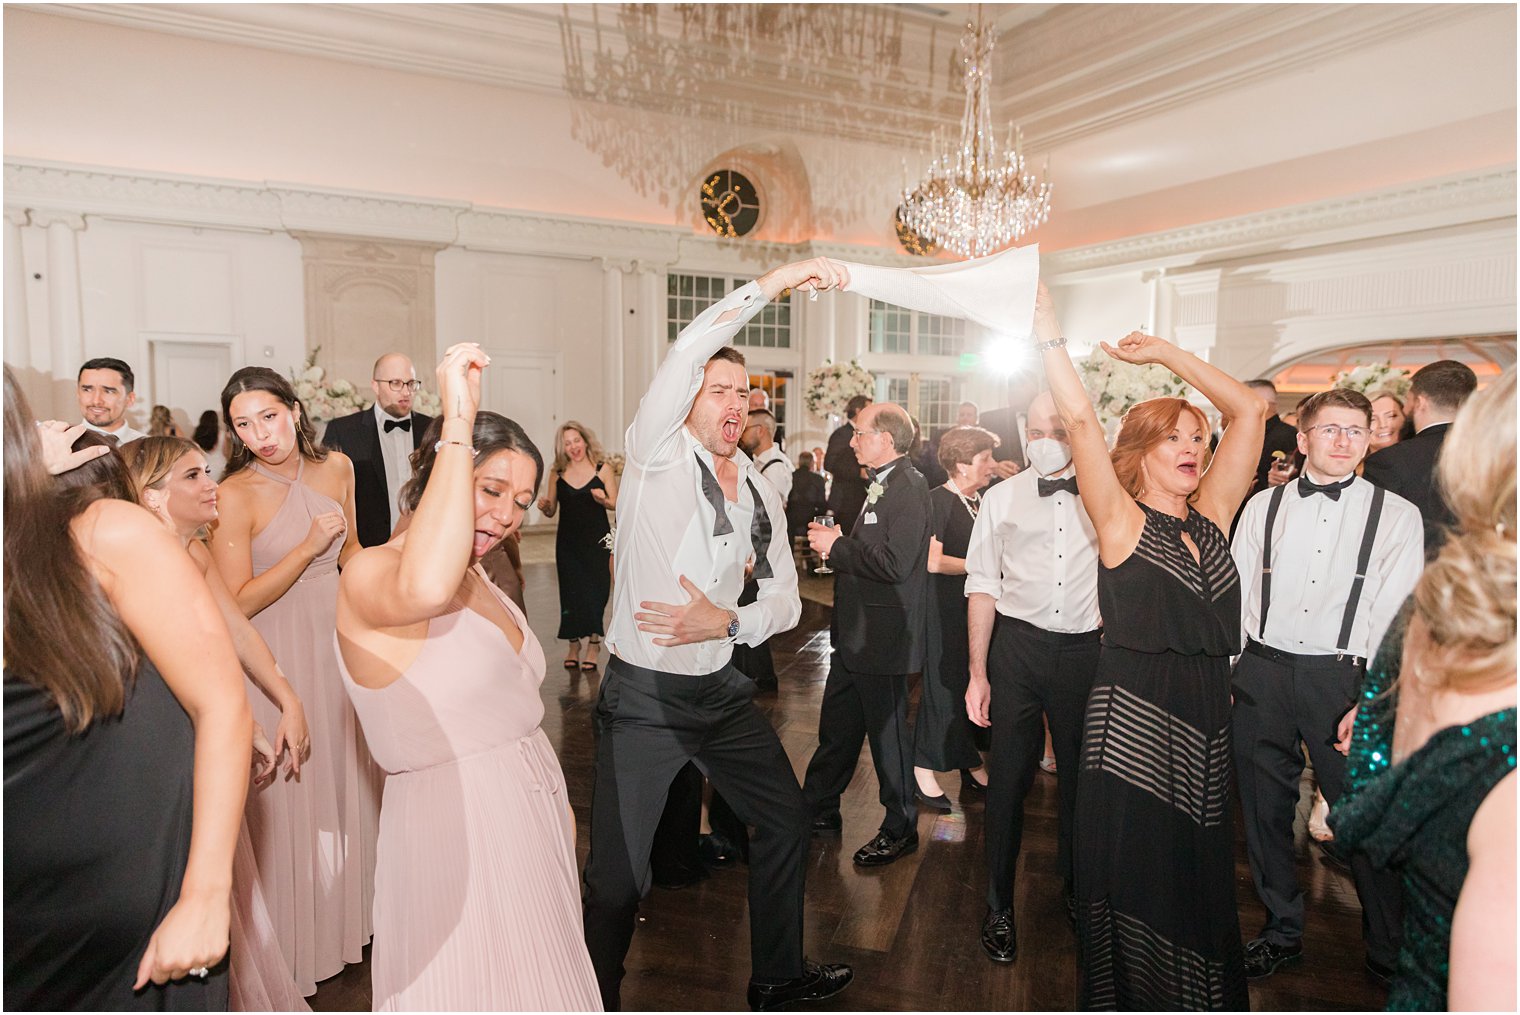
[984,616,1101,911]
[583,656,810,1011]
[802,656,915,838]
[1231,646,1403,966]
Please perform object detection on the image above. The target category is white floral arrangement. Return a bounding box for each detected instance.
[290,349,366,423]
[1078,349,1191,428]
[1332,360,1411,400]
[805,359,875,418]
[290,347,443,422]
[604,453,626,477]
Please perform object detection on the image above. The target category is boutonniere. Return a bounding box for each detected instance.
[865,480,885,506]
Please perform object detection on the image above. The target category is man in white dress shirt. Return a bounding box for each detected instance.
[76,357,147,444]
[964,391,1102,963]
[741,408,792,504]
[1229,387,1423,983]
[583,258,853,1013]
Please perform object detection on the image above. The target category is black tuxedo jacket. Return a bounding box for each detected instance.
[824,422,867,525]
[1361,422,1452,556]
[786,469,828,539]
[826,457,931,675]
[322,408,433,548]
[1252,414,1300,494]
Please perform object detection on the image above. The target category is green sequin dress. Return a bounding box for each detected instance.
[1331,600,1517,1011]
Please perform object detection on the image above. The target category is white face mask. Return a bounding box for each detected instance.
[1026,437,1072,477]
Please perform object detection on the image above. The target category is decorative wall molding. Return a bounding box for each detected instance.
[1043,168,1518,276]
[4,158,930,269]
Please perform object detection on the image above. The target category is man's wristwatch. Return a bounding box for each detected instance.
[725,609,740,640]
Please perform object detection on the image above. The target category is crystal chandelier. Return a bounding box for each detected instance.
[899,7,1051,259]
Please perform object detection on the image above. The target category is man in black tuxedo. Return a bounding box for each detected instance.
[1247,379,1300,495]
[787,452,828,542]
[321,353,433,547]
[802,402,931,867]
[1362,359,1477,556]
[824,394,873,532]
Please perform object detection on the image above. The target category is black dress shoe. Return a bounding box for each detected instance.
[960,768,988,793]
[811,811,842,837]
[1243,936,1302,979]
[1364,955,1395,987]
[914,786,952,812]
[747,958,853,1011]
[699,832,739,867]
[980,907,1016,963]
[852,829,918,867]
[1316,837,1352,873]
[652,863,709,891]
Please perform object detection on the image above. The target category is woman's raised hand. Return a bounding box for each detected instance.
[437,343,490,423]
[35,420,111,475]
[1100,330,1174,366]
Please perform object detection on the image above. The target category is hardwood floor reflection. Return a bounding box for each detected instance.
[311,557,1387,1012]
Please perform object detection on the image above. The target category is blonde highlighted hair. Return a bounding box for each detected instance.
[551,421,605,476]
[1410,369,1516,691]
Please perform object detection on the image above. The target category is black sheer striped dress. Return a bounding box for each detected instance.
[1074,502,1248,1011]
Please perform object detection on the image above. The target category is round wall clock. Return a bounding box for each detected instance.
[700,170,762,238]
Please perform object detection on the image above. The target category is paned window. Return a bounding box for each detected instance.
[668,273,792,348]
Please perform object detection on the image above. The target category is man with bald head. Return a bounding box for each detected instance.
[321,352,434,546]
[963,389,1101,962]
[803,401,933,867]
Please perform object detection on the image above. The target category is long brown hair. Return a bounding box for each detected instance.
[1110,397,1210,499]
[220,367,328,477]
[3,367,139,732]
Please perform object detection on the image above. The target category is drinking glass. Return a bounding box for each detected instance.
[812,515,836,575]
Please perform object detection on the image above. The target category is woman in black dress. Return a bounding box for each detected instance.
[4,371,253,1010]
[1033,285,1266,1010]
[537,420,618,669]
[912,425,999,808]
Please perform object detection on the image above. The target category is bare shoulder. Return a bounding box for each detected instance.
[71,499,182,572]
[1470,768,1517,855]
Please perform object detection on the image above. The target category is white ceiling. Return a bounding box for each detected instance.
[11,3,1517,249]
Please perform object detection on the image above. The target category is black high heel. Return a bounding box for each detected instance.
[961,768,988,793]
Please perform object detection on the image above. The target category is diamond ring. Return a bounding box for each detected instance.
[188,966,210,978]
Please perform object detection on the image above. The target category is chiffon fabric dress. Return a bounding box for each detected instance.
[4,660,229,1011]
[1074,503,1248,1011]
[554,469,612,642]
[229,826,310,1012]
[1333,602,1519,1010]
[913,484,985,772]
[245,459,381,995]
[337,566,602,1011]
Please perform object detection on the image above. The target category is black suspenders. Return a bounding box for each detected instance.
[1257,483,1386,660]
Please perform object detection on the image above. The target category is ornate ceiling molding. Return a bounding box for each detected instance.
[2,157,927,269]
[17,3,1485,151]
[1042,168,1518,276]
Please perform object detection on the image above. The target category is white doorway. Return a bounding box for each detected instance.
[147,336,240,435]
[480,350,561,525]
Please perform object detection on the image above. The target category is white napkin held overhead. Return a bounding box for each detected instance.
[828,244,1041,336]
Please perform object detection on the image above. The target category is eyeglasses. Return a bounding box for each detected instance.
[375,379,422,392]
[850,425,883,437]
[1305,424,1371,441]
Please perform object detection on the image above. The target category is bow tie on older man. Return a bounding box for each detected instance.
[383,417,411,433]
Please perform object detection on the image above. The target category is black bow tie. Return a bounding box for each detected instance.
[1038,476,1078,498]
[694,454,774,581]
[383,417,411,433]
[1297,474,1353,500]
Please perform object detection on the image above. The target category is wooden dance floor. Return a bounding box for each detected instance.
[312,550,1387,1012]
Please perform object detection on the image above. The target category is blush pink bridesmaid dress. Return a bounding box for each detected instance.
[245,459,382,994]
[338,566,602,1012]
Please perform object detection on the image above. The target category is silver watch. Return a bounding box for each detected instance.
[725,609,740,640]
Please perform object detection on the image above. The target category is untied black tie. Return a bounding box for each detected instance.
[694,453,773,581]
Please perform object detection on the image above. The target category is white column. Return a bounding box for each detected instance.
[33,211,87,417]
[600,259,627,447]
[4,209,31,373]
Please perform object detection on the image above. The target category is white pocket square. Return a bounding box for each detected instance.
[863,512,878,525]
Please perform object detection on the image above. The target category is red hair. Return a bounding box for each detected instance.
[1110,397,1210,498]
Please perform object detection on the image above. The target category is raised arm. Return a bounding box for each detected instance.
[79,501,251,988]
[1100,331,1267,531]
[626,258,848,465]
[340,343,490,631]
[1034,282,1142,552]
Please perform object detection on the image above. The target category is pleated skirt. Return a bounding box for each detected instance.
[370,729,602,1011]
